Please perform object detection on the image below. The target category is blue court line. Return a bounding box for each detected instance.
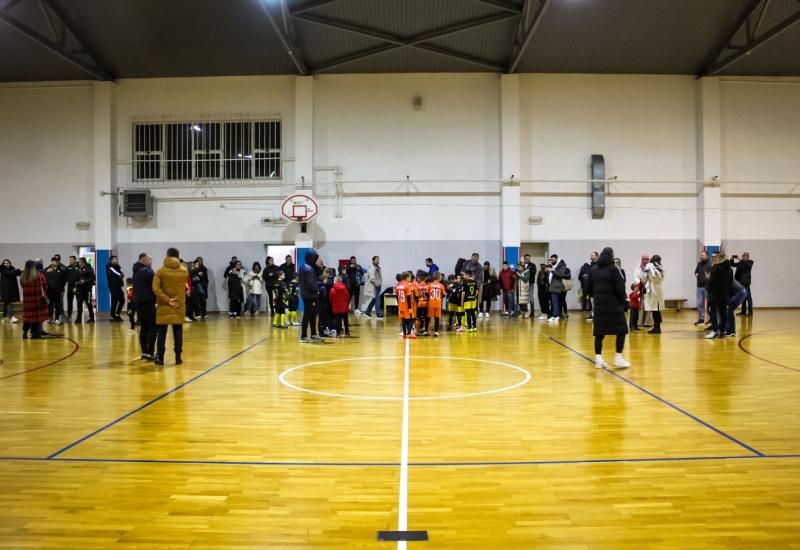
[0,454,799,468]
[46,338,267,460]
[548,337,765,457]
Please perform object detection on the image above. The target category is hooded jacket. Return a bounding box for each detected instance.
[299,249,321,300]
[587,250,628,336]
[329,281,351,314]
[708,256,733,301]
[152,256,188,325]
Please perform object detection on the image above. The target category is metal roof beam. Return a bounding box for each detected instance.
[289,0,339,16]
[259,0,308,75]
[471,0,522,15]
[507,0,549,73]
[0,0,110,80]
[299,12,517,73]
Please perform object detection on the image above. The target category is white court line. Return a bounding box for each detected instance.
[398,337,410,550]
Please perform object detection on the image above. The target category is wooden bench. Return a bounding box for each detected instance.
[664,298,688,311]
[383,294,398,318]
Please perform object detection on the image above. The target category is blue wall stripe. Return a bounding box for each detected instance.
[95,249,111,313]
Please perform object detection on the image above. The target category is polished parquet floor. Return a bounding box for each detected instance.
[0,309,798,549]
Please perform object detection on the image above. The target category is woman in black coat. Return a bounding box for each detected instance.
[587,247,630,369]
[1,259,22,322]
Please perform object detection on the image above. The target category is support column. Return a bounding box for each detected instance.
[93,81,116,313]
[294,76,314,189]
[696,77,722,253]
[500,74,521,265]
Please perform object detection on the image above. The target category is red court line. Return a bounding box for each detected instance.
[0,338,80,380]
[737,332,800,373]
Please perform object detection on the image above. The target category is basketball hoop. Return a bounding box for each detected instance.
[281,194,319,223]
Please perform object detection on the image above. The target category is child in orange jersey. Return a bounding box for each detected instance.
[426,273,445,337]
[415,270,430,336]
[396,272,416,339]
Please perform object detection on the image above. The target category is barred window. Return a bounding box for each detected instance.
[132,120,281,182]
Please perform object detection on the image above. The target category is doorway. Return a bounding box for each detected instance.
[521,242,549,271]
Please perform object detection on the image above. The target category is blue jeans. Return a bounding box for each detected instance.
[550,291,561,318]
[696,287,707,321]
[727,288,747,333]
[502,290,517,313]
[246,294,262,313]
[365,286,382,316]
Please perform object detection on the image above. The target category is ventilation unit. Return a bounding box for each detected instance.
[590,155,605,219]
[121,189,154,218]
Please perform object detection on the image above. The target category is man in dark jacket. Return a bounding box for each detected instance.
[75,258,95,323]
[106,255,125,322]
[705,254,733,339]
[299,249,324,343]
[694,250,712,325]
[65,255,80,321]
[44,256,67,325]
[132,252,148,275]
[731,252,754,316]
[579,252,598,316]
[132,254,157,360]
[279,255,296,281]
[522,254,537,318]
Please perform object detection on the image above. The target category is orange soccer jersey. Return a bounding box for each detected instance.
[396,282,413,320]
[416,281,429,309]
[410,281,419,318]
[427,281,445,318]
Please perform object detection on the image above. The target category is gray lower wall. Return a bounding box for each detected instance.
[3,239,797,310]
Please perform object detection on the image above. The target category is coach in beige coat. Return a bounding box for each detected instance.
[152,247,188,365]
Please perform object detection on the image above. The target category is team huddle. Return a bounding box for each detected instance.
[395,269,479,338]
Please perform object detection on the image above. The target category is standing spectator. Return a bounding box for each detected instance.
[498,261,517,316]
[1,259,22,324]
[263,257,280,316]
[319,268,335,337]
[536,263,550,320]
[731,252,754,316]
[133,254,157,360]
[364,256,383,318]
[299,249,324,343]
[480,261,498,317]
[614,257,626,283]
[587,247,630,369]
[279,254,296,281]
[426,258,440,275]
[546,254,569,322]
[522,254,537,318]
[579,252,598,316]
[640,255,665,334]
[44,256,67,325]
[464,253,485,310]
[223,256,239,279]
[65,256,79,321]
[329,275,351,337]
[20,260,51,339]
[106,255,125,322]
[705,252,732,339]
[194,257,209,319]
[628,283,641,331]
[152,248,187,366]
[726,278,748,337]
[694,250,712,326]
[227,261,245,319]
[634,255,653,327]
[515,262,531,318]
[188,261,205,321]
[75,257,95,323]
[245,262,264,316]
[132,252,148,275]
[346,256,366,314]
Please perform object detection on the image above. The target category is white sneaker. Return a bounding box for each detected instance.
[547,317,559,322]
[705,331,717,339]
[185,317,193,323]
[613,355,631,368]
[595,355,608,369]
[538,314,547,320]
[485,312,490,318]
[354,309,361,316]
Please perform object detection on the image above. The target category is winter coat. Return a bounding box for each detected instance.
[44,265,67,291]
[708,258,733,302]
[246,271,264,295]
[329,282,351,314]
[106,263,124,290]
[695,259,711,287]
[588,252,629,336]
[227,270,244,301]
[367,263,382,288]
[498,268,516,291]
[65,264,80,287]
[263,264,280,289]
[132,261,147,275]
[133,265,156,305]
[579,262,594,290]
[524,262,537,287]
[299,250,321,300]
[279,261,296,281]
[21,272,49,323]
[731,258,753,286]
[0,265,22,302]
[515,267,530,302]
[195,264,209,293]
[152,256,188,325]
[346,264,365,288]
[640,263,665,312]
[548,260,569,293]
[76,265,95,289]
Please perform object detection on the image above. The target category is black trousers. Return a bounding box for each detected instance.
[595,334,626,354]
[156,324,183,358]
[138,302,157,356]
[265,286,275,314]
[66,286,77,317]
[302,297,318,338]
[76,286,94,321]
[709,298,729,334]
[2,301,13,318]
[334,313,350,335]
[47,289,64,320]
[351,286,360,311]
[629,308,639,329]
[537,284,550,316]
[559,292,568,316]
[110,287,124,317]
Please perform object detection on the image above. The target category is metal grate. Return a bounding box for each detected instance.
[132,120,281,183]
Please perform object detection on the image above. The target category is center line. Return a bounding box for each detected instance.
[398,337,411,549]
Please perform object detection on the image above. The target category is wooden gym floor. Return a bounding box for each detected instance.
[0,309,798,549]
